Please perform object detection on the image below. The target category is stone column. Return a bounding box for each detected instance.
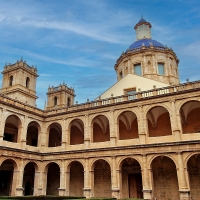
[177,153,190,200]
[110,110,117,147]
[33,171,40,196]
[15,159,24,196]
[41,171,47,195]
[142,155,152,200]
[66,128,70,150]
[11,170,19,196]
[138,106,147,144]
[84,114,90,148]
[65,171,70,196]
[59,160,66,195]
[90,169,94,197]
[61,119,67,149]
[0,118,5,145]
[83,158,91,198]
[117,169,122,199]
[20,116,28,148]
[111,156,119,198]
[170,100,181,141]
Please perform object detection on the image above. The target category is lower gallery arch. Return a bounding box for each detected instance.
[151,156,179,200]
[92,159,111,197]
[120,158,143,199]
[22,162,36,196]
[187,154,200,200]
[69,161,84,196]
[46,163,60,195]
[0,159,17,196]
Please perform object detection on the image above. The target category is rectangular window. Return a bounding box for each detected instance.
[124,88,136,100]
[158,63,165,75]
[134,64,142,76]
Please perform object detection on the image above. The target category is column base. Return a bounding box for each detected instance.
[173,129,181,141]
[58,188,66,196]
[111,188,120,199]
[16,187,24,196]
[179,189,190,200]
[139,133,146,144]
[143,189,152,200]
[83,188,91,198]
[110,136,116,147]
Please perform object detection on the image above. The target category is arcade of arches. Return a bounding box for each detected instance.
[1,98,200,200]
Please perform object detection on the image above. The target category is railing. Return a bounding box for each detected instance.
[0,80,199,116]
[46,80,200,115]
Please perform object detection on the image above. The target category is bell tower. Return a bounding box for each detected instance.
[0,59,38,106]
[46,83,75,110]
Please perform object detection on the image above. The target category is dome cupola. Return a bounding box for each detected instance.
[134,17,152,40]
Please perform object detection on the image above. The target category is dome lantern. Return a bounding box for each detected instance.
[134,17,152,40]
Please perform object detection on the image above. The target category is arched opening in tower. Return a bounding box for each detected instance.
[180,101,200,134]
[118,111,139,140]
[22,162,36,196]
[151,156,179,200]
[120,158,143,199]
[26,122,39,147]
[3,115,21,143]
[147,106,172,137]
[46,163,60,195]
[187,154,200,200]
[69,161,84,196]
[92,115,110,142]
[48,123,62,147]
[70,119,84,145]
[93,159,111,197]
[0,159,16,196]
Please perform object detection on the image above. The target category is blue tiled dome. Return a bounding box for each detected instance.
[128,38,165,50]
[138,18,146,23]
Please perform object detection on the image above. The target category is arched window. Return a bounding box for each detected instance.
[26,77,30,88]
[9,76,13,86]
[54,97,57,106]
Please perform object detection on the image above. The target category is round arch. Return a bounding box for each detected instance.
[114,108,140,122]
[68,161,84,197]
[179,100,200,134]
[117,111,139,140]
[3,114,22,143]
[187,153,200,200]
[91,159,112,198]
[47,122,62,147]
[91,115,110,143]
[69,119,84,145]
[119,157,143,199]
[146,106,172,137]
[150,155,179,200]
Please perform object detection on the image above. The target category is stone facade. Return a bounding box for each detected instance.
[0,19,200,200]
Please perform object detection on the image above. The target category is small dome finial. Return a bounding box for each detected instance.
[141,15,143,19]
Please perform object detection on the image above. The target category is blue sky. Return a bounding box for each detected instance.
[0,0,200,109]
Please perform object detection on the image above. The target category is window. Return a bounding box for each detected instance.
[134,64,142,76]
[54,96,58,106]
[67,97,71,106]
[26,77,30,88]
[9,76,13,86]
[158,63,165,75]
[124,88,136,100]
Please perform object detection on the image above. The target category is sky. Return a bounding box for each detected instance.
[0,0,200,109]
